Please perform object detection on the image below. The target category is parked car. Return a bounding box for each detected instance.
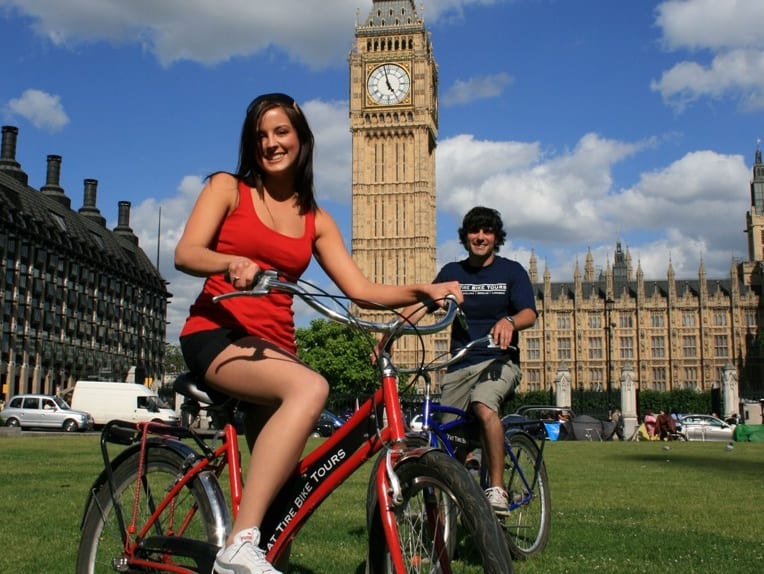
[676,414,735,442]
[513,404,576,421]
[1,394,94,432]
[312,409,345,437]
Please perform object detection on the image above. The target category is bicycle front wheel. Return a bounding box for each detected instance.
[76,444,221,574]
[501,432,551,559]
[368,449,513,574]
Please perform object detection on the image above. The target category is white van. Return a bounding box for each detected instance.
[70,381,179,427]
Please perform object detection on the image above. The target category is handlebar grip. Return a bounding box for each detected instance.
[212,269,280,302]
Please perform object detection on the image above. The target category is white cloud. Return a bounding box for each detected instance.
[435,130,749,283]
[0,0,516,69]
[653,0,764,110]
[0,0,364,69]
[437,132,649,242]
[441,73,513,106]
[303,99,352,203]
[127,175,204,343]
[6,89,69,131]
[656,0,764,51]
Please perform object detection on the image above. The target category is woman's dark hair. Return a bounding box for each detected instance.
[234,93,317,214]
[458,206,507,251]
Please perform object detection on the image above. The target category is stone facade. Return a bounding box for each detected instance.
[521,240,761,397]
[350,1,446,367]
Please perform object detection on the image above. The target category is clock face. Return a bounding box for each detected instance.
[367,63,411,105]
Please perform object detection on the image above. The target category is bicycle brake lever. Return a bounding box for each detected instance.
[451,299,468,331]
[212,269,279,302]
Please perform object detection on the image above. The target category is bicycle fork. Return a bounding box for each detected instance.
[375,449,453,574]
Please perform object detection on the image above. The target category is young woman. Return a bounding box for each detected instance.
[175,93,461,574]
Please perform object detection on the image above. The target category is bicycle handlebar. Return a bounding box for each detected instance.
[398,334,519,374]
[212,269,461,341]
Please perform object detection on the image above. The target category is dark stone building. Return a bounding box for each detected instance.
[0,125,170,400]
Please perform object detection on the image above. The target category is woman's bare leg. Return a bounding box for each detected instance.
[205,336,329,541]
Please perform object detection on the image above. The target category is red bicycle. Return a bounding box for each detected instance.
[76,269,513,573]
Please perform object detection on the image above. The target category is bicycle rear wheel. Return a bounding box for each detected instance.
[500,432,551,559]
[76,444,222,574]
[367,449,513,574]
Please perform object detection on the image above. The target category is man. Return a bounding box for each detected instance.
[408,206,537,511]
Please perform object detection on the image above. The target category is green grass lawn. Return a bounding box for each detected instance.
[0,433,762,573]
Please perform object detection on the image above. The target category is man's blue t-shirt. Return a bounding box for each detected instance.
[434,255,536,371]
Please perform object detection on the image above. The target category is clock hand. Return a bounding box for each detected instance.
[383,66,393,93]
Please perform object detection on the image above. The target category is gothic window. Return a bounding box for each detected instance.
[525,368,541,391]
[682,311,695,327]
[557,314,571,329]
[713,311,727,327]
[557,337,571,361]
[683,367,698,390]
[683,335,696,358]
[526,337,540,360]
[651,312,664,328]
[652,367,667,391]
[588,314,602,329]
[588,337,603,360]
[589,368,603,390]
[619,337,634,359]
[619,314,633,328]
[651,336,665,358]
[714,335,728,358]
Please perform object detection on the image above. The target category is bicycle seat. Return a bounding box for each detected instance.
[173,372,229,406]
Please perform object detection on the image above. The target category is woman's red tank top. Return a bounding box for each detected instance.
[179,180,316,354]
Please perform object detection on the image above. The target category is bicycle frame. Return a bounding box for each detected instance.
[414,374,546,512]
[87,270,463,573]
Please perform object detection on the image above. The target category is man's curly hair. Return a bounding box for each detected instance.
[458,206,506,251]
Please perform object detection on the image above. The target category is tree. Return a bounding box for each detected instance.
[165,342,186,374]
[296,319,377,396]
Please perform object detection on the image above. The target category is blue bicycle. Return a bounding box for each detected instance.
[398,335,551,560]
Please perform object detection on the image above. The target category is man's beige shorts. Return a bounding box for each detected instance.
[440,358,522,417]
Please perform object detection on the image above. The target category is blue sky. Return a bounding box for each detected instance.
[1,0,762,343]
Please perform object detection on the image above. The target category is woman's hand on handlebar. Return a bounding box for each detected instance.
[425,281,463,306]
[225,258,261,290]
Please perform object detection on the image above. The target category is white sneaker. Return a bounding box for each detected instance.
[214,527,282,574]
[484,486,510,515]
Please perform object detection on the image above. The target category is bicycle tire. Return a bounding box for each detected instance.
[76,444,220,574]
[501,432,551,559]
[367,449,513,574]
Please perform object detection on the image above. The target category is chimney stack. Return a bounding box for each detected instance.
[40,154,71,208]
[114,200,138,244]
[0,125,29,184]
[78,179,107,227]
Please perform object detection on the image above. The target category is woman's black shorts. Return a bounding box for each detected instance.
[179,327,247,378]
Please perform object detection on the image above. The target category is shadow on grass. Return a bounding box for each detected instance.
[612,446,762,478]
[287,561,366,574]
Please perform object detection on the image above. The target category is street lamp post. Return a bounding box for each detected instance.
[605,298,615,414]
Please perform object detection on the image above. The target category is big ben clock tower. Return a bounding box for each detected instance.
[350,0,443,366]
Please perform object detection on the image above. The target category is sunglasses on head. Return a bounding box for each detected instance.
[247,93,300,115]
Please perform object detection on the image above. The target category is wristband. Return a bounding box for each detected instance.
[505,316,515,326]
